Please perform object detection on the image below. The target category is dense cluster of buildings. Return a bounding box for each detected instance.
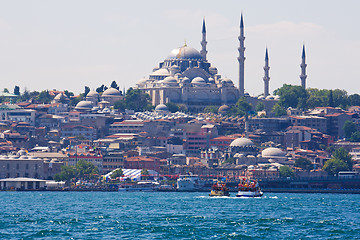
[0,16,359,189]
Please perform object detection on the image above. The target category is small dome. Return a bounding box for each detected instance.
[137,79,147,85]
[208,77,215,83]
[230,137,254,147]
[222,78,233,84]
[182,77,190,83]
[191,77,207,87]
[262,147,287,158]
[218,105,230,114]
[150,68,170,76]
[244,92,250,97]
[87,91,99,98]
[258,95,265,100]
[54,92,69,101]
[274,95,280,100]
[102,87,121,96]
[75,101,93,110]
[167,45,203,60]
[162,76,178,86]
[155,104,169,112]
[265,95,275,100]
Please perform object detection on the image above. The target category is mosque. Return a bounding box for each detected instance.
[136,15,307,112]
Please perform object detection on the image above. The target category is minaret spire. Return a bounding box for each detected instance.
[300,44,307,89]
[238,13,245,97]
[200,18,207,61]
[263,48,270,97]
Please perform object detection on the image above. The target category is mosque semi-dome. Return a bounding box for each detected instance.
[261,147,287,158]
[102,87,121,96]
[162,76,178,86]
[191,77,207,87]
[167,45,204,60]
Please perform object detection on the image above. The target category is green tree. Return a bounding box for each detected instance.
[3,88,9,93]
[349,94,360,107]
[350,131,360,142]
[165,102,179,113]
[274,84,308,109]
[255,102,265,112]
[177,104,187,112]
[279,165,294,178]
[37,90,52,103]
[125,88,151,111]
[110,80,120,90]
[343,120,357,139]
[96,84,105,93]
[14,86,20,96]
[114,100,126,111]
[322,158,348,176]
[328,89,334,107]
[64,90,74,98]
[295,157,313,171]
[332,147,352,170]
[141,168,150,180]
[228,97,252,117]
[111,168,123,179]
[203,105,218,114]
[54,165,76,182]
[272,103,287,117]
[75,159,99,179]
[84,86,90,97]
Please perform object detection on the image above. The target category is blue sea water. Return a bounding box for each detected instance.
[0,192,359,239]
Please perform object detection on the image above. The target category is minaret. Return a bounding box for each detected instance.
[300,44,307,89]
[200,18,207,61]
[263,48,270,97]
[238,13,246,97]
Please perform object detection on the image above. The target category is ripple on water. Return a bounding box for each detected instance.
[0,192,360,239]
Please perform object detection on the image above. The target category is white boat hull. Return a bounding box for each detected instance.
[236,190,263,197]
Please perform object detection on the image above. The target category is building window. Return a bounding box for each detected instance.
[26,164,29,170]
[16,164,19,170]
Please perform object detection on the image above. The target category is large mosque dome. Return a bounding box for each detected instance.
[167,45,203,60]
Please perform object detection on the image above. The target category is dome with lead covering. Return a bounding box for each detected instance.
[155,104,169,112]
[102,87,121,96]
[75,101,93,111]
[262,147,286,158]
[230,137,254,147]
[167,45,203,60]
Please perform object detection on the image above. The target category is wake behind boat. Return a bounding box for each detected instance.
[236,178,263,197]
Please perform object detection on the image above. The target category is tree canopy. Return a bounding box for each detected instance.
[323,147,352,175]
[295,157,313,171]
[279,165,294,178]
[54,160,99,182]
[274,84,308,109]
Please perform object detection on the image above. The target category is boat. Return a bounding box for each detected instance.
[176,174,204,191]
[209,181,230,197]
[118,181,159,192]
[156,184,176,192]
[236,178,263,197]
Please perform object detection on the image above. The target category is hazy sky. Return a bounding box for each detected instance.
[0,0,360,96]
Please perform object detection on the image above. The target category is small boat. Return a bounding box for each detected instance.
[209,181,230,197]
[236,178,263,197]
[176,174,204,191]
